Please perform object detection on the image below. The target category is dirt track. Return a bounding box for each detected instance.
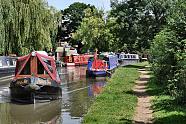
[133,68,153,124]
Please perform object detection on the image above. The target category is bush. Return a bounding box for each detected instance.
[150,29,186,103]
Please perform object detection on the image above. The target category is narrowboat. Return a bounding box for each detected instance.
[10,51,62,103]
[64,54,93,66]
[86,51,118,77]
[0,56,17,75]
[119,53,139,66]
[63,47,93,66]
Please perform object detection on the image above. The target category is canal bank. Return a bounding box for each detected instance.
[83,62,149,124]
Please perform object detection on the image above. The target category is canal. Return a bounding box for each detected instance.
[0,66,106,124]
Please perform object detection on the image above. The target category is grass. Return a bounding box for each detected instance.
[82,62,149,124]
[147,76,186,124]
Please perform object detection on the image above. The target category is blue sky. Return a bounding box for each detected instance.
[47,0,111,11]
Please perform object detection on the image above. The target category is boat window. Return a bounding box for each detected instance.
[41,57,53,73]
[103,57,109,61]
[0,60,2,67]
[37,59,47,74]
[6,59,10,66]
[89,57,94,61]
[13,60,16,66]
[20,59,31,75]
[124,55,127,58]
[98,55,105,60]
[47,64,53,73]
[43,58,51,65]
[9,59,14,66]
[38,58,53,74]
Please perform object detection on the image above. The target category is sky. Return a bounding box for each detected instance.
[47,0,111,11]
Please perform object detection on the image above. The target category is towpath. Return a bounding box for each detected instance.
[133,67,153,124]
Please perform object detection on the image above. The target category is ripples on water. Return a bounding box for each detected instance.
[0,66,106,124]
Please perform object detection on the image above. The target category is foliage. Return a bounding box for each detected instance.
[62,2,95,32]
[109,0,169,52]
[58,2,95,45]
[72,8,114,52]
[150,29,177,85]
[83,62,149,124]
[68,0,170,53]
[0,0,61,55]
[147,77,186,124]
[150,0,186,102]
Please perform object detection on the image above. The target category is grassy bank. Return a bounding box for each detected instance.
[147,77,186,124]
[83,62,148,124]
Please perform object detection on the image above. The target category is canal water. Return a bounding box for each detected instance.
[0,66,106,124]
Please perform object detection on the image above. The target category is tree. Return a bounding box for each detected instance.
[150,0,186,102]
[62,2,95,32]
[58,2,95,44]
[72,8,113,52]
[0,0,61,55]
[109,0,170,53]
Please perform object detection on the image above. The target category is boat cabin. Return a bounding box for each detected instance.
[14,51,60,83]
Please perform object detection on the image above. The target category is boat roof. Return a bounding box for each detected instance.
[15,51,60,83]
[36,51,48,56]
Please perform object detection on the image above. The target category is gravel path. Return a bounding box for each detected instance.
[133,68,153,124]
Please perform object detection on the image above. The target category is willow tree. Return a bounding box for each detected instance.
[0,0,61,55]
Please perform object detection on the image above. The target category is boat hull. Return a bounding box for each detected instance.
[10,82,62,103]
[0,66,15,74]
[86,70,107,77]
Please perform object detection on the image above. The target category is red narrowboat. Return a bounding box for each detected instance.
[10,51,62,103]
[64,54,93,66]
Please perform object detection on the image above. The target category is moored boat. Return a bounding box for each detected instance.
[63,47,93,66]
[64,54,93,66]
[86,51,118,77]
[0,56,17,75]
[119,53,139,66]
[10,51,62,103]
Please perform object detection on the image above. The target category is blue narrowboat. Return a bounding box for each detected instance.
[86,52,118,77]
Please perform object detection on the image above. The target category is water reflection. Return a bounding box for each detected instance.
[88,79,106,97]
[0,100,62,124]
[0,66,106,124]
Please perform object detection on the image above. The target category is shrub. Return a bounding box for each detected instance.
[150,29,186,103]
